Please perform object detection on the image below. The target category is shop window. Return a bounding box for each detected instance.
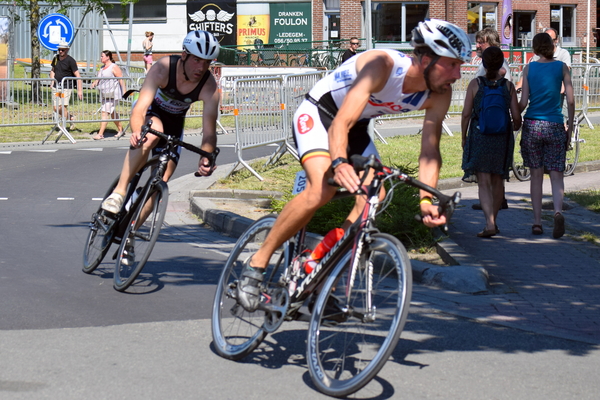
[551,5,576,46]
[104,0,167,23]
[467,3,497,43]
[372,2,429,42]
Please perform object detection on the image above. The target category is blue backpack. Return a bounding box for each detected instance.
[477,77,510,135]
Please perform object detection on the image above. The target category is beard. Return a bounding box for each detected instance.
[424,70,454,94]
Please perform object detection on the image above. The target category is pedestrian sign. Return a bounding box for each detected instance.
[37,13,75,51]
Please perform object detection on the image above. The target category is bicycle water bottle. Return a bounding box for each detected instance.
[305,228,344,274]
[125,188,141,212]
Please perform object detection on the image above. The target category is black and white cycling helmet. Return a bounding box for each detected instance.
[411,19,472,63]
[183,30,220,60]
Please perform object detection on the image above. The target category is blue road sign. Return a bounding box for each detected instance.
[37,13,75,51]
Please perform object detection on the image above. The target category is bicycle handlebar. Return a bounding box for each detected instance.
[349,154,461,228]
[139,121,220,173]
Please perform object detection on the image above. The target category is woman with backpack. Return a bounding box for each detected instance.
[461,46,521,238]
[518,33,574,239]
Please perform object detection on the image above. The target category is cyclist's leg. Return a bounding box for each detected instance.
[103,115,162,212]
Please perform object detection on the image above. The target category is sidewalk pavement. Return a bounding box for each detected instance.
[170,160,600,345]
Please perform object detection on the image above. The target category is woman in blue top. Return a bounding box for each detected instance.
[518,32,574,239]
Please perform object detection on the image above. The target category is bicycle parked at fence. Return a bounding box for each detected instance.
[211,154,460,397]
[512,110,584,181]
[83,121,219,291]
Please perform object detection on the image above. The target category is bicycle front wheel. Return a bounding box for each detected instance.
[212,215,291,361]
[83,176,120,274]
[307,233,412,398]
[113,181,168,292]
[564,123,580,176]
[512,129,531,181]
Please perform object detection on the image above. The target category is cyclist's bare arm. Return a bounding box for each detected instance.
[129,58,170,147]
[196,74,220,176]
[418,90,452,227]
[329,50,395,192]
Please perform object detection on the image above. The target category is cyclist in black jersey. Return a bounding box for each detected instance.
[102,30,220,215]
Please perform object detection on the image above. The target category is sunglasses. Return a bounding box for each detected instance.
[350,42,359,45]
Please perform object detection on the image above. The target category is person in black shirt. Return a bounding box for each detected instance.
[50,41,83,130]
[341,37,360,63]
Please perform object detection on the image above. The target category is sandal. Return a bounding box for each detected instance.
[532,224,543,235]
[553,212,565,239]
[477,228,497,238]
[115,131,125,139]
[92,134,104,140]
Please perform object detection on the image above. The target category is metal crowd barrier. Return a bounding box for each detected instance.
[230,76,286,180]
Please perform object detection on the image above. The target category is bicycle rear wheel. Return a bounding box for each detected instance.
[82,176,120,274]
[307,233,412,398]
[212,215,291,361]
[512,128,531,181]
[113,180,168,292]
[564,122,580,176]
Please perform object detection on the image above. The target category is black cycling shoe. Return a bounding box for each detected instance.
[236,261,264,313]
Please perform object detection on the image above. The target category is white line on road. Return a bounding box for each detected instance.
[57,197,75,200]
[0,151,12,154]
[75,148,103,152]
[92,198,103,201]
[0,198,8,200]
[29,150,58,153]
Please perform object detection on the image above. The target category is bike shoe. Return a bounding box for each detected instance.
[102,192,124,214]
[236,260,264,313]
[122,238,135,266]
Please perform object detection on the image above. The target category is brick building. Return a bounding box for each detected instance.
[318,0,597,48]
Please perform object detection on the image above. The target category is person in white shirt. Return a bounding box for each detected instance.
[474,28,511,81]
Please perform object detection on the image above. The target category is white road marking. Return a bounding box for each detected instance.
[57,197,75,200]
[0,151,12,154]
[75,148,103,152]
[92,198,103,201]
[29,150,58,153]
[0,198,8,200]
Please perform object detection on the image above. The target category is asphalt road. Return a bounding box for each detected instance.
[1,133,599,399]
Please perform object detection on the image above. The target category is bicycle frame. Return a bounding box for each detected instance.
[273,154,457,320]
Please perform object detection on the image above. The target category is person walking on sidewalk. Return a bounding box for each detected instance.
[235,19,472,312]
[472,28,510,211]
[461,47,521,238]
[50,41,83,131]
[518,32,574,238]
[143,31,154,73]
[91,50,126,140]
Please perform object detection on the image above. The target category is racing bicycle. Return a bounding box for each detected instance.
[512,111,584,181]
[211,154,460,397]
[82,121,219,291]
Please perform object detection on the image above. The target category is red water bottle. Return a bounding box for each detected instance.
[305,228,344,274]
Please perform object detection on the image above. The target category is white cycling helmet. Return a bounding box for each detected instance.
[183,30,220,60]
[411,19,472,63]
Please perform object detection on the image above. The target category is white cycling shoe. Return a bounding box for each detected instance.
[102,192,124,214]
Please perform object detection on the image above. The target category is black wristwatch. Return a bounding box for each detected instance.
[331,157,349,171]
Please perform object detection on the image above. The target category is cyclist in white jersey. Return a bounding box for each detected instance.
[237,19,472,312]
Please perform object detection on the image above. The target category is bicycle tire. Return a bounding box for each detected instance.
[82,176,120,274]
[212,215,291,361]
[307,233,412,397]
[512,128,531,181]
[564,122,580,176]
[113,180,169,292]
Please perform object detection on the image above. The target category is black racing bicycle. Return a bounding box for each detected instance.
[82,121,219,292]
[211,154,460,398]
